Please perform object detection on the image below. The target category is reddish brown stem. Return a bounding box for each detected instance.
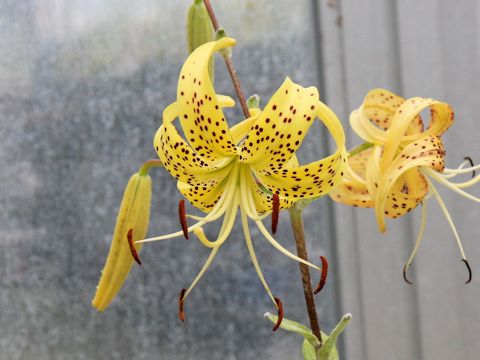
[289,207,322,344]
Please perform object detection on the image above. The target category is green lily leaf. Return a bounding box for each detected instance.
[317,313,351,360]
[264,313,352,360]
[302,339,317,360]
[264,312,320,347]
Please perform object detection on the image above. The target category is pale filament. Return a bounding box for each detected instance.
[136,159,323,305]
[443,162,480,175]
[182,246,220,301]
[424,168,480,203]
[194,191,240,248]
[241,166,321,271]
[240,206,277,306]
[136,161,240,244]
[403,200,428,276]
[427,179,467,260]
[442,160,469,179]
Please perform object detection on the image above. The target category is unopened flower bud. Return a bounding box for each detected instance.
[92,172,152,311]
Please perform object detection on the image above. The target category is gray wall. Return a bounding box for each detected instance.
[320,1,480,359]
[1,0,479,359]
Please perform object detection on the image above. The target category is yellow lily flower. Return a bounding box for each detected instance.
[330,88,479,282]
[136,37,347,311]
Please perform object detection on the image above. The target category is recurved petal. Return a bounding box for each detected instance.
[155,102,233,186]
[362,88,405,130]
[330,148,374,208]
[252,147,347,200]
[375,135,445,232]
[246,170,295,214]
[92,172,152,311]
[383,169,428,219]
[381,97,453,171]
[239,77,321,169]
[177,178,227,212]
[251,94,347,201]
[176,37,238,160]
[350,108,387,144]
[330,180,373,208]
[350,89,423,145]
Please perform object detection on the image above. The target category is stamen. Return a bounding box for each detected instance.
[429,182,472,285]
[183,246,220,300]
[193,193,239,248]
[240,208,276,305]
[462,259,472,284]
[444,162,480,175]
[314,256,328,294]
[272,297,284,331]
[178,288,186,322]
[178,199,189,240]
[255,220,321,271]
[425,168,480,202]
[136,188,233,244]
[443,161,467,179]
[403,201,428,285]
[127,229,141,265]
[271,193,280,234]
[403,265,413,285]
[464,156,476,178]
[240,179,321,271]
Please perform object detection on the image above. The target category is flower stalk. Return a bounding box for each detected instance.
[289,201,323,345]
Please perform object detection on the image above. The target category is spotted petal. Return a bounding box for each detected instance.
[177,178,227,212]
[176,37,238,160]
[375,135,445,232]
[382,169,428,220]
[330,148,374,208]
[381,97,453,171]
[154,102,234,186]
[350,89,424,146]
[239,77,321,169]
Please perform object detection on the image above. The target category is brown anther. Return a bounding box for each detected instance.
[178,199,189,240]
[462,259,472,284]
[314,256,329,294]
[403,264,413,285]
[272,297,284,331]
[271,193,280,235]
[463,156,476,178]
[178,288,186,322]
[127,229,141,265]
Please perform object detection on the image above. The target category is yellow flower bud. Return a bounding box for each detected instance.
[92,172,152,311]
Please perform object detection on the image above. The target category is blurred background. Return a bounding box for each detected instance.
[0,0,479,359]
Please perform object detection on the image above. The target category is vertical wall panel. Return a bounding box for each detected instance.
[319,0,480,359]
[396,1,480,360]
